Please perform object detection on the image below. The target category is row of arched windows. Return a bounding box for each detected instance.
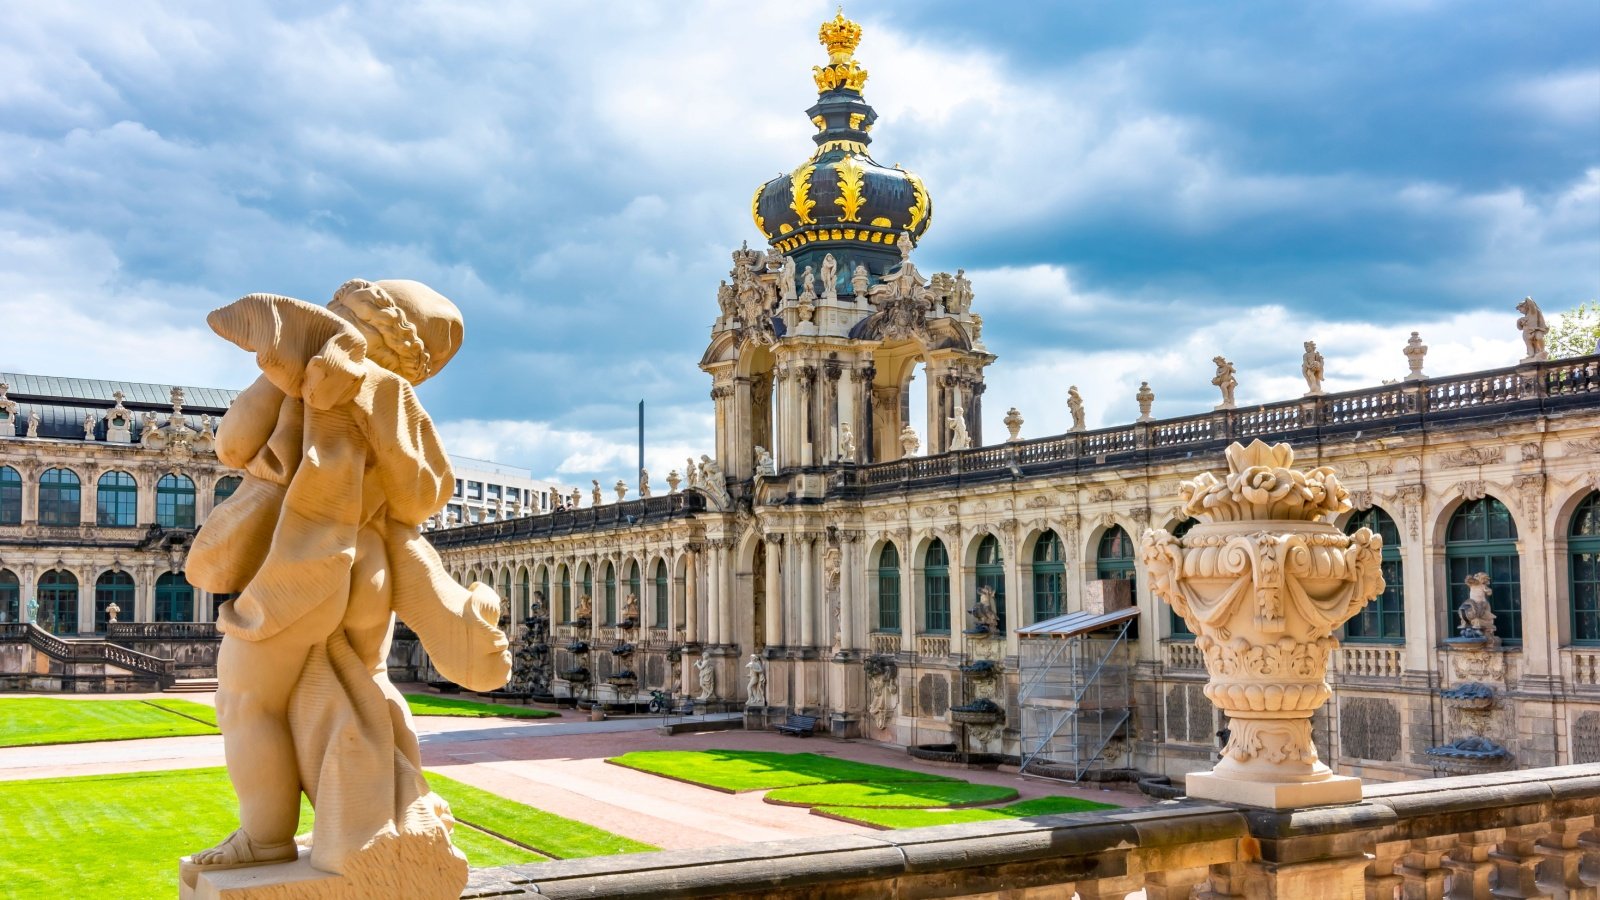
[0,568,196,635]
[868,492,1600,646]
[0,466,240,528]
[467,558,679,629]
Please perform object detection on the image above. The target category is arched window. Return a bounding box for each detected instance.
[155,572,194,623]
[214,476,243,504]
[877,543,901,632]
[0,466,22,525]
[1446,497,1521,644]
[0,569,18,623]
[626,561,641,622]
[39,570,78,635]
[1096,526,1137,582]
[1031,531,1065,623]
[39,468,81,526]
[558,565,572,622]
[1168,520,1196,638]
[924,539,950,634]
[975,534,1006,632]
[156,474,196,528]
[97,471,138,527]
[519,569,532,619]
[603,562,616,624]
[653,560,669,627]
[95,571,135,632]
[1344,508,1404,641]
[1570,493,1600,643]
[580,565,593,620]
[539,568,551,618]
[499,570,512,623]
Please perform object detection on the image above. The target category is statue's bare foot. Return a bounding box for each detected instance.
[187,829,298,870]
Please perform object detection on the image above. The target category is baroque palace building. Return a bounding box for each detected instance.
[427,12,1600,784]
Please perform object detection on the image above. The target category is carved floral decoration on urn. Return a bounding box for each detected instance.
[1141,439,1385,807]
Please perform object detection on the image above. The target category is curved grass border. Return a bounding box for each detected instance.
[606,750,958,794]
[810,795,1120,829]
[763,781,1019,809]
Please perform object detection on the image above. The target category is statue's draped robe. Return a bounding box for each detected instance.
[188,295,509,878]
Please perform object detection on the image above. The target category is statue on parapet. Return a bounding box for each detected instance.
[1302,341,1325,396]
[1516,297,1549,362]
[182,279,510,895]
[1212,356,1238,410]
[1067,385,1086,432]
[947,404,971,451]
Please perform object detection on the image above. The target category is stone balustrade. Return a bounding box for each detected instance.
[917,635,950,658]
[868,632,898,656]
[1161,639,1205,671]
[460,762,1600,899]
[1337,644,1405,680]
[1565,647,1600,688]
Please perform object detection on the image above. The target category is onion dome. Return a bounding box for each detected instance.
[752,11,932,294]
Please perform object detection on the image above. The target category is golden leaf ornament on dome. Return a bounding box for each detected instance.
[904,168,930,232]
[834,156,865,222]
[789,163,818,225]
[751,185,768,239]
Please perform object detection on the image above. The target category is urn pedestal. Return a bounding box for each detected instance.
[1143,441,1387,809]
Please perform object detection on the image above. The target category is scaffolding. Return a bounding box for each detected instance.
[1016,607,1137,781]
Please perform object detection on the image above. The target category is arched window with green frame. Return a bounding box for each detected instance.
[580,564,593,620]
[974,534,1006,632]
[558,565,572,622]
[519,568,532,619]
[1096,525,1136,582]
[1031,531,1065,623]
[626,560,641,620]
[1570,492,1600,643]
[653,559,669,627]
[155,572,194,623]
[1446,497,1521,644]
[214,475,242,504]
[923,539,950,634]
[39,570,79,635]
[1344,507,1404,641]
[1166,520,1197,637]
[603,562,617,624]
[156,474,196,528]
[39,468,81,526]
[539,567,551,619]
[0,466,20,525]
[498,570,512,625]
[95,571,135,632]
[0,569,19,623]
[876,542,901,632]
[97,471,138,527]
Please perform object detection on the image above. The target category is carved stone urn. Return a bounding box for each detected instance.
[1142,440,1385,808]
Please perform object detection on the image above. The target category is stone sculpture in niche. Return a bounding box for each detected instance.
[180,279,511,897]
[838,422,856,460]
[745,653,766,707]
[1516,296,1548,362]
[754,445,776,476]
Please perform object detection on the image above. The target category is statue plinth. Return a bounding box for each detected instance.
[1143,440,1386,809]
[181,852,336,899]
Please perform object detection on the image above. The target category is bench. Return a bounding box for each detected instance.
[774,714,818,737]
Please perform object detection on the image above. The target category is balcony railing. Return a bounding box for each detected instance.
[106,622,220,641]
[428,491,707,548]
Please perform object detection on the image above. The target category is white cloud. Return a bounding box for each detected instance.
[1508,68,1600,125]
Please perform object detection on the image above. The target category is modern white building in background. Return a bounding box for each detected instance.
[443,455,575,527]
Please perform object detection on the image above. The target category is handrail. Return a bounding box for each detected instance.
[20,624,175,681]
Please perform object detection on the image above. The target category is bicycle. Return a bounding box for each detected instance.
[647,689,673,715]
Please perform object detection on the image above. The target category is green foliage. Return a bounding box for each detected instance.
[764,780,1018,809]
[1549,301,1600,359]
[405,694,560,719]
[814,795,1120,829]
[423,772,657,858]
[0,698,219,747]
[606,749,958,792]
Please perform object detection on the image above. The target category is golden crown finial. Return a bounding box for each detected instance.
[819,8,862,65]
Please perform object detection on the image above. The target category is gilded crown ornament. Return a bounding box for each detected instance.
[814,10,869,93]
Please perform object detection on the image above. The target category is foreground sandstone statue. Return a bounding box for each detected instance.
[179,279,512,898]
[1142,440,1385,808]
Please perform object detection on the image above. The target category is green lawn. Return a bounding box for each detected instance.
[764,780,1019,809]
[607,750,959,792]
[405,694,561,720]
[814,795,1121,829]
[0,766,658,899]
[0,698,220,747]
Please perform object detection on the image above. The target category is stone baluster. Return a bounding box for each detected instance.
[1443,829,1503,899]
[1489,824,1550,899]
[1364,839,1406,899]
[1533,816,1595,895]
[1144,866,1214,899]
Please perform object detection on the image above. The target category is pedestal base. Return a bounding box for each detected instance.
[1185,771,1363,809]
[180,852,342,899]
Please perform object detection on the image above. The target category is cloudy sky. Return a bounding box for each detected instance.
[2,1,1596,485]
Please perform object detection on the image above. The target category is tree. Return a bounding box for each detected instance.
[1548,301,1600,359]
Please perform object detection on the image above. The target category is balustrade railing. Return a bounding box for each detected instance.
[869,632,899,656]
[1564,647,1600,688]
[10,624,174,680]
[106,622,220,640]
[1336,644,1404,680]
[429,490,707,547]
[916,635,950,658]
[1161,639,1205,670]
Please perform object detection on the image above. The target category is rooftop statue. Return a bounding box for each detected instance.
[182,279,510,895]
[1516,296,1549,362]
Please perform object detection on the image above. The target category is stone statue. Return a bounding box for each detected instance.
[716,280,735,317]
[1517,296,1549,362]
[181,279,510,895]
[0,382,14,438]
[83,412,96,440]
[574,594,593,624]
[899,424,920,458]
[778,254,797,301]
[969,585,1000,634]
[754,445,776,476]
[105,601,120,625]
[865,657,899,731]
[1211,356,1237,410]
[947,404,971,451]
[614,479,627,502]
[1302,341,1325,396]
[1004,407,1023,442]
[591,479,603,506]
[1457,572,1497,643]
[27,597,39,623]
[800,265,816,301]
[838,421,856,460]
[1136,382,1155,422]
[819,253,838,302]
[685,457,700,489]
[621,593,640,626]
[1404,332,1428,381]
[695,651,716,701]
[638,469,650,499]
[953,268,973,314]
[699,454,730,507]
[26,409,40,438]
[666,469,681,493]
[1067,386,1086,432]
[851,263,870,298]
[744,653,766,707]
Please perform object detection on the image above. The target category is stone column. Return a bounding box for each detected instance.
[82,475,99,528]
[19,462,39,525]
[1142,440,1386,808]
[78,564,95,634]
[799,534,815,648]
[799,366,815,467]
[732,377,753,482]
[683,547,699,644]
[705,544,722,646]
[839,533,858,651]
[20,563,36,624]
[138,563,156,623]
[1515,473,1554,680]
[765,535,784,648]
[837,367,856,463]
[719,540,735,649]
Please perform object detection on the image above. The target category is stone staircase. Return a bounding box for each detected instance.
[164,678,218,693]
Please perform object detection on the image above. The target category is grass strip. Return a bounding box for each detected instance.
[607,750,958,793]
[424,772,657,858]
[812,795,1121,829]
[405,694,561,719]
[0,697,218,748]
[764,780,1018,809]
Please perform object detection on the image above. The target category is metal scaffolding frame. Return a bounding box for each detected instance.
[1016,607,1137,781]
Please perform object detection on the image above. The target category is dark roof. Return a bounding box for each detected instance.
[1015,606,1140,638]
[1,373,237,411]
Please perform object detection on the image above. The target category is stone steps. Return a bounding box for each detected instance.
[165,678,218,693]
